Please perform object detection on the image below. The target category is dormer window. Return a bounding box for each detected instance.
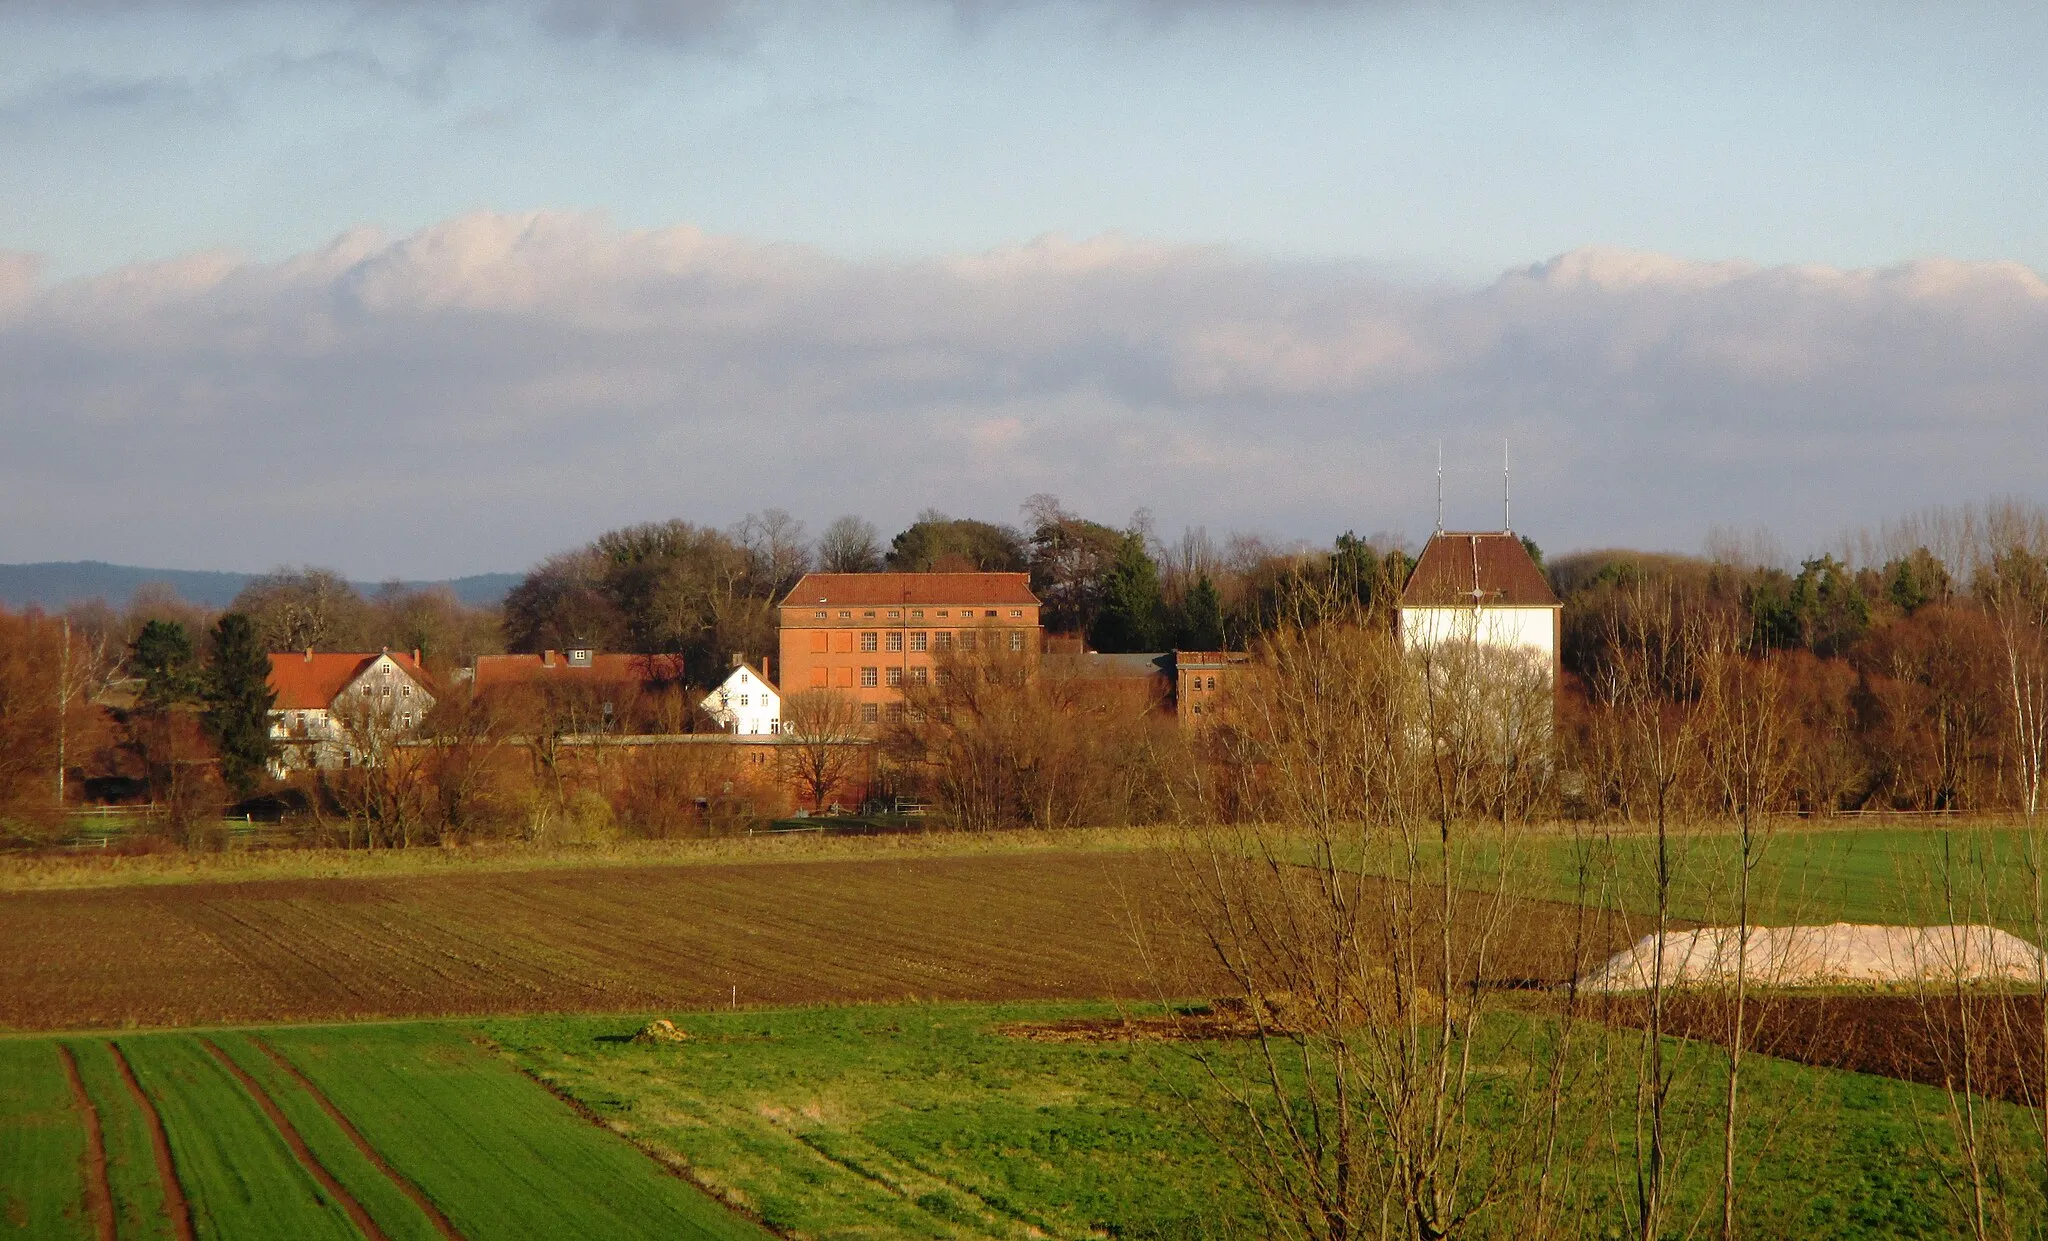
[567,647,593,667]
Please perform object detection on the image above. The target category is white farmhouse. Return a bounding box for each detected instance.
[699,664,781,736]
[267,649,437,772]
[1396,531,1561,687]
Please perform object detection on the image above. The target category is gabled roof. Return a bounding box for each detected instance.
[781,572,1039,610]
[472,652,684,695]
[267,651,434,711]
[1400,532,1560,609]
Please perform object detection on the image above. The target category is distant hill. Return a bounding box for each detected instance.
[0,562,522,611]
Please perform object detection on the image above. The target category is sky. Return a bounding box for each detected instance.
[2,0,2045,579]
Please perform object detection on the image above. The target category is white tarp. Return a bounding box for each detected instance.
[1578,923,2047,992]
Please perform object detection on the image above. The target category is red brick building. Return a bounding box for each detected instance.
[776,573,1042,725]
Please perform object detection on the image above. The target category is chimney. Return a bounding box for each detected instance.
[730,651,743,669]
[543,649,556,667]
[304,647,313,663]
[761,655,771,684]
[412,648,421,667]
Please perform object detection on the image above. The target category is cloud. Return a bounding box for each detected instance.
[2,213,2044,576]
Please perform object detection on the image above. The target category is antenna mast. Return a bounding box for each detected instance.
[1435,441,1444,534]
[1503,436,1511,534]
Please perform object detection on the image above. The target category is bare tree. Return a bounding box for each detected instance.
[1599,580,1707,1241]
[817,515,885,574]
[1697,627,1796,1241]
[1170,611,1575,1240]
[778,689,866,813]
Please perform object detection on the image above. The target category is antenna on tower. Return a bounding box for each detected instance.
[1503,436,1512,534]
[1435,441,1444,534]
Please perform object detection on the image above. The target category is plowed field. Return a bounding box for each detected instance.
[1,852,1232,1030]
[1,848,1640,1032]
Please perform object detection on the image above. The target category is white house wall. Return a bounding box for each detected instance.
[1399,606,1558,670]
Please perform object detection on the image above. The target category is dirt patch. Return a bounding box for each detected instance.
[247,1037,464,1241]
[108,1042,194,1241]
[57,1044,115,1241]
[1641,992,2048,1107]
[199,1038,390,1241]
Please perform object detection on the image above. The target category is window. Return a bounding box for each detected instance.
[885,632,904,652]
[860,666,878,687]
[864,610,876,618]
[838,610,852,619]
[1009,631,1024,651]
[739,672,749,683]
[861,703,879,724]
[1010,609,1023,618]
[937,609,949,618]
[860,632,878,652]
[911,609,924,620]
[739,694,749,706]
[985,609,998,618]
[400,712,412,727]
[1192,704,1203,715]
[887,609,901,619]
[402,684,412,698]
[814,610,827,619]
[910,632,927,652]
[1208,676,1217,690]
[911,667,928,686]
[886,667,903,687]
[958,631,976,652]
[885,703,906,723]
[934,632,952,651]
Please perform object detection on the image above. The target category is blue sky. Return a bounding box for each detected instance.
[2,0,2045,577]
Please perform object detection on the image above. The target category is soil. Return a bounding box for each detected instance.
[57,1044,116,1241]
[1651,992,2048,1107]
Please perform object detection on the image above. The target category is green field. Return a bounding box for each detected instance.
[2,1002,2038,1239]
[1324,823,2048,928]
[485,1001,2020,1240]
[0,1027,768,1241]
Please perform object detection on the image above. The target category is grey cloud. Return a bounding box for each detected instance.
[2,210,2044,577]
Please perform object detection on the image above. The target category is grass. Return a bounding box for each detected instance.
[1311,820,2048,929]
[116,1035,364,1240]
[0,1002,2040,1238]
[262,1022,766,1240]
[64,1040,180,1241]
[484,1000,2026,1240]
[0,1040,92,1239]
[208,1033,449,1241]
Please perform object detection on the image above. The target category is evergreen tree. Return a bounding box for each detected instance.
[130,620,197,711]
[202,613,277,798]
[1173,574,1226,650]
[1091,533,1165,653]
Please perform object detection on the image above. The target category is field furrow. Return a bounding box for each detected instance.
[55,1045,116,1241]
[114,1037,362,1241]
[104,1044,193,1241]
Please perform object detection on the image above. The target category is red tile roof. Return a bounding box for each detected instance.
[471,652,686,694]
[1400,532,1560,608]
[781,572,1040,609]
[267,652,434,711]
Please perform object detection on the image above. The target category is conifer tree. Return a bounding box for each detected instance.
[1091,532,1165,653]
[130,620,197,711]
[202,612,276,798]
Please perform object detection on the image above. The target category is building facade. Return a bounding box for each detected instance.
[776,573,1043,725]
[267,650,436,771]
[699,663,782,736]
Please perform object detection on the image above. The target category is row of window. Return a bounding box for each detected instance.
[858,703,911,724]
[852,630,1027,653]
[812,607,1027,621]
